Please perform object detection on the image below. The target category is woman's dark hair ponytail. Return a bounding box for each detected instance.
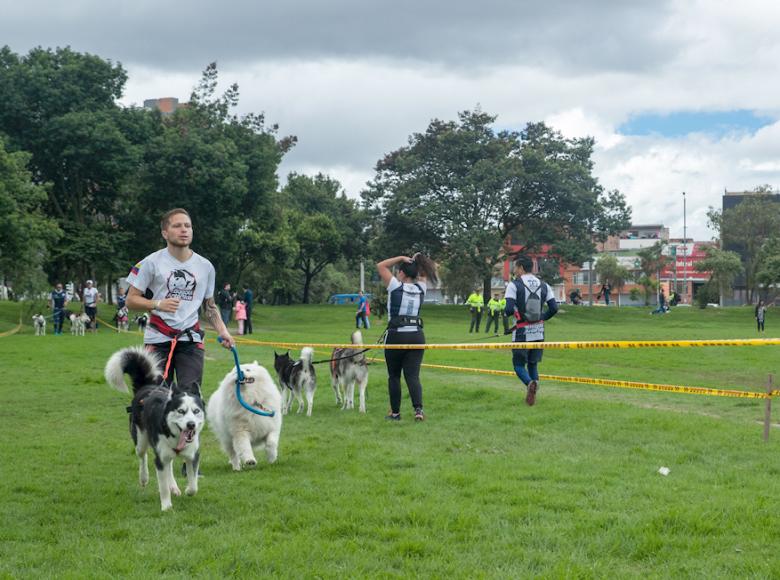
[402,253,438,285]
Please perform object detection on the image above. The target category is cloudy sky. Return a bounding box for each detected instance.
[4,0,780,239]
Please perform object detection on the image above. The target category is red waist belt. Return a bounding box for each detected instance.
[149,314,204,340]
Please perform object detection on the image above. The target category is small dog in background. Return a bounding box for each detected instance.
[330,330,369,413]
[32,314,46,336]
[70,312,89,336]
[274,348,316,416]
[115,306,129,332]
[208,360,283,471]
[134,313,149,332]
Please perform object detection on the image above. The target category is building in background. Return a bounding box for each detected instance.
[143,97,186,115]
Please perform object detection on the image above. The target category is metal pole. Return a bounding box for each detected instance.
[764,374,773,442]
[683,191,687,303]
[588,258,593,306]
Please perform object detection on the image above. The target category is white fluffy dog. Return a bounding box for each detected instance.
[69,313,89,336]
[32,314,46,336]
[207,361,283,471]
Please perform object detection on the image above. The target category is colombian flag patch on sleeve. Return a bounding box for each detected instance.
[130,262,142,276]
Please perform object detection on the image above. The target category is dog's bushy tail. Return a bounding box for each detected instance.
[300,347,314,366]
[351,330,363,345]
[104,346,162,394]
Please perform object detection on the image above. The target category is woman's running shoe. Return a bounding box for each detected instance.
[414,408,425,421]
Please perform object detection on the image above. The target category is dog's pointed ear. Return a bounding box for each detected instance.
[191,382,202,398]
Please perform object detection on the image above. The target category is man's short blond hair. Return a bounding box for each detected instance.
[160,208,191,230]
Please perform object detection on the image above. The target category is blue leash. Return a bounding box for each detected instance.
[218,338,275,417]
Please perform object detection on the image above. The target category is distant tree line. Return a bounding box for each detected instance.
[0,46,630,304]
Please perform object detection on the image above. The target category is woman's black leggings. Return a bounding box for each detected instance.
[384,329,425,414]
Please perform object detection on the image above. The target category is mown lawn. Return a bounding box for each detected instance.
[1,301,779,577]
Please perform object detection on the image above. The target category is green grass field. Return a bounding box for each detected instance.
[2,301,780,577]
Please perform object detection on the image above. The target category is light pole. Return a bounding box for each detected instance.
[683,191,687,303]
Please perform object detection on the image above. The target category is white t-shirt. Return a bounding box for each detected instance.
[83,287,99,307]
[126,248,216,344]
[504,274,554,342]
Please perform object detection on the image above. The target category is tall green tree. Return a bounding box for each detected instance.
[0,139,60,291]
[694,246,743,307]
[636,242,669,305]
[594,254,630,306]
[0,46,137,282]
[363,110,630,300]
[707,188,780,303]
[129,63,294,282]
[282,173,364,303]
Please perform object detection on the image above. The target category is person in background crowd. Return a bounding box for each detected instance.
[356,290,369,328]
[756,300,768,332]
[218,282,233,325]
[116,286,127,309]
[466,289,484,333]
[243,285,254,334]
[83,279,100,332]
[234,299,247,335]
[50,282,69,335]
[485,294,501,334]
[597,281,612,306]
[500,295,510,334]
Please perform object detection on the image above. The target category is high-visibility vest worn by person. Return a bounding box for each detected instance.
[487,298,501,314]
[466,292,484,311]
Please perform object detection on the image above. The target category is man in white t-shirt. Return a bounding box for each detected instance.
[126,208,234,394]
[504,254,559,406]
[82,280,100,333]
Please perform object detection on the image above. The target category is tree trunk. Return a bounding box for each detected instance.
[483,275,492,304]
[302,273,312,304]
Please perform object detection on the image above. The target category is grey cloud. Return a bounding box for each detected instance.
[2,0,680,74]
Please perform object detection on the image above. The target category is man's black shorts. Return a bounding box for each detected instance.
[146,340,205,393]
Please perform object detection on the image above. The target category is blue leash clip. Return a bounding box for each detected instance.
[218,337,275,417]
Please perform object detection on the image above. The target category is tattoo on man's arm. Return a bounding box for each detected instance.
[205,298,222,328]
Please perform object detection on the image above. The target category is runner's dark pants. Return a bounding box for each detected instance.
[512,340,544,386]
[145,340,205,393]
[245,305,253,334]
[53,308,65,334]
[384,329,425,414]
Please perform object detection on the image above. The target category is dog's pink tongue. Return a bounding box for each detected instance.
[175,430,188,452]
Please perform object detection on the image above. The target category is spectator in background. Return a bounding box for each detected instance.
[83,280,100,332]
[466,289,484,333]
[485,294,501,334]
[756,300,768,333]
[218,282,233,325]
[243,285,254,334]
[234,299,247,335]
[598,281,612,306]
[116,286,127,309]
[356,290,369,328]
[50,282,69,335]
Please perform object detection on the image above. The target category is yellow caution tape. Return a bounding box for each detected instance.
[0,316,22,338]
[418,362,769,399]
[96,316,143,335]
[234,336,780,351]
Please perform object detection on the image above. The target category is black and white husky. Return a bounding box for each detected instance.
[32,314,46,336]
[274,348,316,416]
[207,361,283,470]
[104,347,205,511]
[330,330,369,413]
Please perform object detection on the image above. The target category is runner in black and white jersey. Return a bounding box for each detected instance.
[377,253,439,422]
[504,254,559,406]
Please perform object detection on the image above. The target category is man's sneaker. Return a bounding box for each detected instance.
[385,413,401,421]
[414,408,425,421]
[525,380,538,406]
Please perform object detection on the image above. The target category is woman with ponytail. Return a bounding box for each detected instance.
[376,253,439,421]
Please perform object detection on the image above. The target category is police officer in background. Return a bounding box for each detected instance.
[466,289,484,333]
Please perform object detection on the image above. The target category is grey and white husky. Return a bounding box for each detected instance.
[330,330,369,413]
[274,347,316,416]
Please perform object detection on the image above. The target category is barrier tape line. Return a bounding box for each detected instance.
[0,315,22,338]
[96,316,143,335]
[234,337,780,351]
[257,343,769,400]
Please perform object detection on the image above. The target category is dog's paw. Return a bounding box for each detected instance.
[170,484,182,497]
[185,485,197,496]
[244,458,257,467]
[139,477,149,487]
[161,501,173,511]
